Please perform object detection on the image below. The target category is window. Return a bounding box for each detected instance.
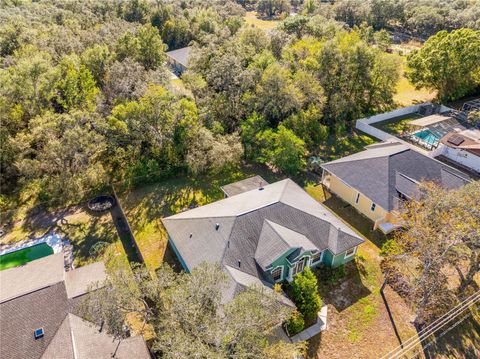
[344,247,356,259]
[355,193,360,204]
[371,203,376,211]
[292,258,306,276]
[271,267,282,281]
[311,251,322,264]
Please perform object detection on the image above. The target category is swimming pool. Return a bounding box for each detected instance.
[0,243,54,271]
[413,129,440,145]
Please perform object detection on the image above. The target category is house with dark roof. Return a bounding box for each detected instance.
[320,141,472,233]
[0,254,150,359]
[165,46,191,75]
[162,178,364,302]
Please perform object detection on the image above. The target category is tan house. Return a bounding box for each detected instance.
[320,142,471,233]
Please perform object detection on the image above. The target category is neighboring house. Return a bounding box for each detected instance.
[321,141,472,233]
[162,178,364,302]
[0,254,150,359]
[165,46,191,75]
[437,129,480,173]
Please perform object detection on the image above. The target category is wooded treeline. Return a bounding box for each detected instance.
[0,0,478,209]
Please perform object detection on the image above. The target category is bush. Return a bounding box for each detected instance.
[290,267,322,319]
[286,310,304,336]
[380,239,402,257]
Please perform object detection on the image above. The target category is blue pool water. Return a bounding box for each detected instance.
[413,129,440,145]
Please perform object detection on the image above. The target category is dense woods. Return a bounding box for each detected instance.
[0,0,479,208]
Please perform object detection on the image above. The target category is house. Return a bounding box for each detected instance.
[165,46,191,75]
[437,129,480,173]
[0,254,150,359]
[321,141,472,233]
[162,178,364,302]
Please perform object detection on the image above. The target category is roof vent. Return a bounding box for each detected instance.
[34,328,44,340]
[189,233,192,238]
[215,223,220,230]
[238,260,241,268]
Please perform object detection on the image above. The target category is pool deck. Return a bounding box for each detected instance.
[0,234,63,256]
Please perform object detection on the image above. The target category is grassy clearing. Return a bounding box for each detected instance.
[393,55,436,107]
[244,11,280,30]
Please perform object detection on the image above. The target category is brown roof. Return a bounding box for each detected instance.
[0,253,65,303]
[440,130,480,156]
[0,257,149,359]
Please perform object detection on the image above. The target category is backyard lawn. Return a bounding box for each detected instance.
[0,206,129,270]
[371,113,422,137]
[316,131,378,163]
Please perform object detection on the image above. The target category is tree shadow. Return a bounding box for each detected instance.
[306,331,323,358]
[162,241,184,273]
[316,261,371,313]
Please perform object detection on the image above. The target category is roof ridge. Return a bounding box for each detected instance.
[262,219,300,248]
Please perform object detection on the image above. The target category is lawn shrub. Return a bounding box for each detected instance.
[285,310,305,336]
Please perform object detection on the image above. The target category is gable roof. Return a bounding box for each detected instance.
[163,179,364,292]
[165,46,191,67]
[41,314,150,359]
[221,175,269,197]
[321,142,471,211]
[255,220,316,270]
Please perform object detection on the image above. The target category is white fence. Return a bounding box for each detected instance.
[355,103,453,158]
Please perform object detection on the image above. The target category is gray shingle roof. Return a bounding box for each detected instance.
[255,220,316,270]
[321,142,471,211]
[165,46,191,67]
[221,175,269,197]
[163,179,364,292]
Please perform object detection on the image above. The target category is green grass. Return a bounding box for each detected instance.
[392,54,436,106]
[0,243,54,270]
[372,113,422,137]
[317,131,378,162]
